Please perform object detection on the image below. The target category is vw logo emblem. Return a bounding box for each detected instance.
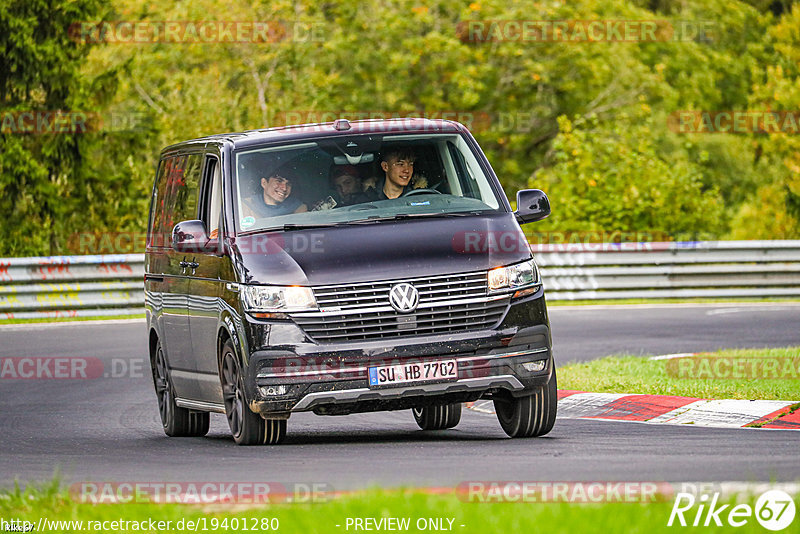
[389,283,419,313]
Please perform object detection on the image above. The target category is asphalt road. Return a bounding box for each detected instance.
[1,303,799,490]
[549,302,800,362]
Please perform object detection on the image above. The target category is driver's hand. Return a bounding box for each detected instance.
[412,174,428,188]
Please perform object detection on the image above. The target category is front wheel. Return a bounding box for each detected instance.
[151,339,209,437]
[493,367,557,438]
[412,403,462,430]
[220,340,286,445]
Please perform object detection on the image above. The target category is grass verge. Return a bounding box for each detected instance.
[0,314,145,325]
[559,346,800,400]
[2,482,796,534]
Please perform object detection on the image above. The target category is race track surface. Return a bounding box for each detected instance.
[1,303,798,489]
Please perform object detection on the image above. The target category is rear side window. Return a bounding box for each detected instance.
[198,156,222,240]
[147,159,168,247]
[148,153,203,248]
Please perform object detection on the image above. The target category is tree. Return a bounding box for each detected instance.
[0,0,142,256]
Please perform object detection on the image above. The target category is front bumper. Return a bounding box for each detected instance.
[242,291,553,417]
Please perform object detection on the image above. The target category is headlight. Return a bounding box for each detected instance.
[241,285,317,312]
[488,259,540,293]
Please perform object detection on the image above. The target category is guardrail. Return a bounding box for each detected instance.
[1,241,799,319]
[0,254,144,320]
[533,240,800,300]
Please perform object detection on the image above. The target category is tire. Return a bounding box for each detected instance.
[151,339,209,437]
[220,340,286,445]
[412,403,462,430]
[493,367,557,438]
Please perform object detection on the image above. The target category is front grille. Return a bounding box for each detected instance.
[290,271,510,342]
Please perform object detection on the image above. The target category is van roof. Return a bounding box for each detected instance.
[161,118,467,154]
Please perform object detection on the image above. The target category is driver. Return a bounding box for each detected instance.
[365,148,416,200]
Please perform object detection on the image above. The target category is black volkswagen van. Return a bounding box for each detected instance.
[145,118,556,445]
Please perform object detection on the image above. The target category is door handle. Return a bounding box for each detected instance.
[179,257,198,274]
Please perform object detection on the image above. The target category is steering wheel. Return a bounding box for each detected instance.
[402,188,442,197]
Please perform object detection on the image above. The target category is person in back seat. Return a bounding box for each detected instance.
[330,166,371,206]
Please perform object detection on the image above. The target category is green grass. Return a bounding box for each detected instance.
[0,313,145,325]
[2,482,796,534]
[559,346,800,400]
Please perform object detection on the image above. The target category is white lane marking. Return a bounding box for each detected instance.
[646,399,796,427]
[470,392,800,430]
[552,392,630,418]
[0,318,145,331]
[649,353,697,361]
[466,400,495,414]
[706,306,799,315]
[550,302,800,312]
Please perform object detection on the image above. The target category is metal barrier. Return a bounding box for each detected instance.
[0,254,144,319]
[1,241,800,319]
[534,240,800,300]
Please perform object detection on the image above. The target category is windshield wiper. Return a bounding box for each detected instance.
[239,211,488,234]
[239,222,349,235]
[349,211,485,224]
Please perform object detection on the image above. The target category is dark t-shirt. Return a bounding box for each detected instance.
[337,191,373,206]
[363,178,409,201]
[246,195,303,217]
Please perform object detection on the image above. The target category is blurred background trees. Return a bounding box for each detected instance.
[1,0,799,255]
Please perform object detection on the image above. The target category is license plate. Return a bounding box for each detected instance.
[368,360,458,387]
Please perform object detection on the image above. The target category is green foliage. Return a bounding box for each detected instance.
[533,113,726,238]
[2,0,800,256]
[0,0,153,256]
[731,2,800,238]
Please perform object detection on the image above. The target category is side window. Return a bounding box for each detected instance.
[173,153,203,223]
[447,141,476,198]
[149,153,202,248]
[199,156,222,240]
[148,159,168,248]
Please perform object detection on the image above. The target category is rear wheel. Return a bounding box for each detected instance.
[151,339,209,437]
[412,403,462,430]
[220,340,286,445]
[494,367,557,438]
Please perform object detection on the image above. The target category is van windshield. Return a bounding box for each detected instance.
[234,133,505,233]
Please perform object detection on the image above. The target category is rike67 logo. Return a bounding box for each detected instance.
[668,490,796,531]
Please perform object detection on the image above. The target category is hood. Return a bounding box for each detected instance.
[232,212,533,286]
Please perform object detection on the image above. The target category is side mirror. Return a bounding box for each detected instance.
[172,220,211,253]
[514,189,551,224]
